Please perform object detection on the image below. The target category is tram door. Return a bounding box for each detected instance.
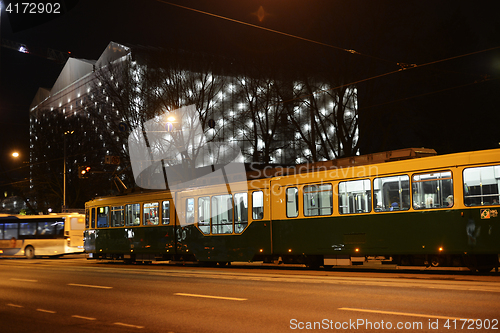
[173,192,191,258]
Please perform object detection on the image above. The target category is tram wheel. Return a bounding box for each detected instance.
[25,246,35,259]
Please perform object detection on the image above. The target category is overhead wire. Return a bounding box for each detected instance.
[157,0,500,106]
[156,0,396,66]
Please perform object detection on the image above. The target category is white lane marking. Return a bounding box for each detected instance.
[37,308,56,314]
[7,303,23,308]
[174,292,247,301]
[10,278,38,282]
[67,283,112,289]
[114,322,145,329]
[72,315,96,320]
[339,307,474,321]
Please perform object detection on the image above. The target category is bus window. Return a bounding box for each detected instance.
[5,223,18,239]
[286,187,299,217]
[20,222,37,237]
[162,201,170,225]
[37,221,55,236]
[55,221,65,235]
[463,165,500,206]
[412,171,453,209]
[252,191,264,220]
[97,207,109,228]
[304,184,333,216]
[143,202,159,225]
[70,217,85,230]
[125,203,141,226]
[338,179,371,214]
[212,194,233,234]
[111,206,124,227]
[198,196,210,234]
[374,175,410,212]
[234,193,248,233]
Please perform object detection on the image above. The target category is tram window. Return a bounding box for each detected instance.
[374,175,410,212]
[463,165,500,206]
[111,206,124,227]
[198,196,210,234]
[412,171,453,209]
[286,187,299,218]
[304,184,333,216]
[186,198,195,225]
[234,193,248,233]
[162,201,170,225]
[85,209,89,228]
[338,179,371,214]
[19,222,37,237]
[125,203,141,226]
[0,223,3,239]
[212,194,233,234]
[97,207,109,228]
[252,191,264,220]
[143,202,159,225]
[5,223,18,239]
[91,208,96,228]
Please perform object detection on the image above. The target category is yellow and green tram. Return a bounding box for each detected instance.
[84,148,500,272]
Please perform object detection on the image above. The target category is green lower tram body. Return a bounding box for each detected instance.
[84,208,499,272]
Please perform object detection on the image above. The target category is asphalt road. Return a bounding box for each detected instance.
[1,256,499,332]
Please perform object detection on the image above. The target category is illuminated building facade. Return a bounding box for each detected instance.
[29,42,358,211]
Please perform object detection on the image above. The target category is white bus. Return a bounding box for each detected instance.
[0,213,85,259]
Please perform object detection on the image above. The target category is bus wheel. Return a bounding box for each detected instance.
[25,246,35,259]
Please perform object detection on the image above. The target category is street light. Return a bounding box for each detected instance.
[63,130,74,211]
[12,152,20,158]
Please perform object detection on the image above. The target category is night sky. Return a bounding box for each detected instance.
[0,0,499,175]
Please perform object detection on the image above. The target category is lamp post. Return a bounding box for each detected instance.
[63,130,74,211]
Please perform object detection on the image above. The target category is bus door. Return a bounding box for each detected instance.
[65,214,85,249]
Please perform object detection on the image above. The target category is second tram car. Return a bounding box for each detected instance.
[84,148,500,272]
